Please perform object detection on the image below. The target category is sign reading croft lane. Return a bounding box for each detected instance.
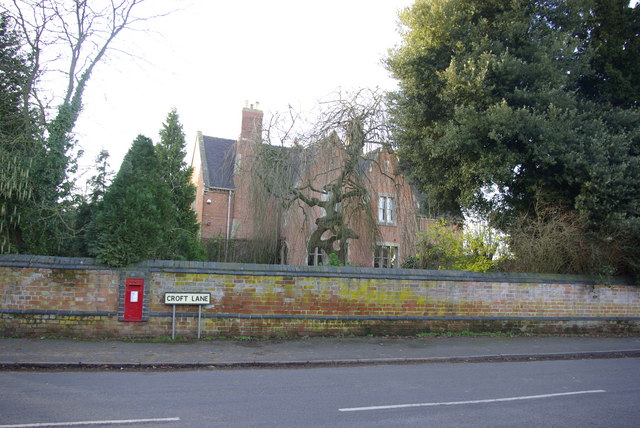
[164,292,211,305]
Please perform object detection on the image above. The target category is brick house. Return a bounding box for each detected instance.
[191,104,433,267]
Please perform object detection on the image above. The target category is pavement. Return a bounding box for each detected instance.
[2,335,640,370]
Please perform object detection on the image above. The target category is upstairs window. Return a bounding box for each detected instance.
[378,196,395,225]
[374,245,398,268]
[321,191,340,217]
[320,192,328,217]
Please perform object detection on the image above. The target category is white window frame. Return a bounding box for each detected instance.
[378,195,395,225]
[374,244,399,268]
[308,247,326,266]
[321,191,340,217]
[320,192,328,217]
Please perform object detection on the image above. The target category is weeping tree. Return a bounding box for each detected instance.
[250,89,405,265]
[288,120,371,264]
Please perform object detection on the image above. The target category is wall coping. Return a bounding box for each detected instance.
[0,254,634,286]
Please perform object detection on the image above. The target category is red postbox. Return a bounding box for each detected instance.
[124,278,144,321]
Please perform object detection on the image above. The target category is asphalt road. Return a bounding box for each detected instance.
[1,358,639,427]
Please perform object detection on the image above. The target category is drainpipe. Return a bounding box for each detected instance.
[226,190,233,240]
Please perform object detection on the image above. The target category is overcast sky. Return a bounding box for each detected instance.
[71,0,413,179]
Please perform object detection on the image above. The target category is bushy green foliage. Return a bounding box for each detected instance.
[0,11,100,256]
[0,12,36,253]
[87,135,175,267]
[387,0,640,277]
[84,109,204,266]
[327,252,344,266]
[71,150,112,257]
[409,219,502,272]
[1,1,150,256]
[400,255,420,269]
[155,109,204,261]
[579,0,640,108]
[0,10,78,255]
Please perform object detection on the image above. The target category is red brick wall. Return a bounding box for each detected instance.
[199,189,233,239]
[352,150,423,267]
[224,107,266,240]
[193,108,429,266]
[240,105,262,142]
[192,107,266,241]
[229,144,256,240]
[281,149,425,267]
[1,256,638,338]
[191,132,206,229]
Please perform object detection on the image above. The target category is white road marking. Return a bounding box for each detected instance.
[339,389,607,412]
[0,417,180,428]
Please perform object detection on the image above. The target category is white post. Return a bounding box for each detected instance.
[172,304,176,340]
[197,305,202,339]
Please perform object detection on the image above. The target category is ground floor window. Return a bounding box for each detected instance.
[308,247,326,266]
[374,244,398,268]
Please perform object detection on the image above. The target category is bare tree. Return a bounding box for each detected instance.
[0,0,164,254]
[251,88,402,265]
[6,0,157,128]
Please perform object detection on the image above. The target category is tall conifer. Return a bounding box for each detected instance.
[155,109,203,261]
[87,135,173,266]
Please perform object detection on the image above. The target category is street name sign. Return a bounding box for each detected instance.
[164,292,211,305]
[164,292,211,340]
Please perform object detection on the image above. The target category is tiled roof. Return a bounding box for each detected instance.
[201,135,236,189]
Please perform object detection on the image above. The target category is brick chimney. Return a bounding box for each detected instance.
[240,101,263,142]
[233,101,264,241]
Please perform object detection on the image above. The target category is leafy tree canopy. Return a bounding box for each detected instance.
[387,0,640,275]
[579,0,640,107]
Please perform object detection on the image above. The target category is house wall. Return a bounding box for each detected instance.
[229,147,255,240]
[283,202,319,266]
[227,106,264,240]
[192,107,271,242]
[280,139,345,266]
[281,148,426,267]
[193,107,442,266]
[199,189,233,239]
[355,150,423,267]
[190,134,206,228]
[2,256,638,339]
